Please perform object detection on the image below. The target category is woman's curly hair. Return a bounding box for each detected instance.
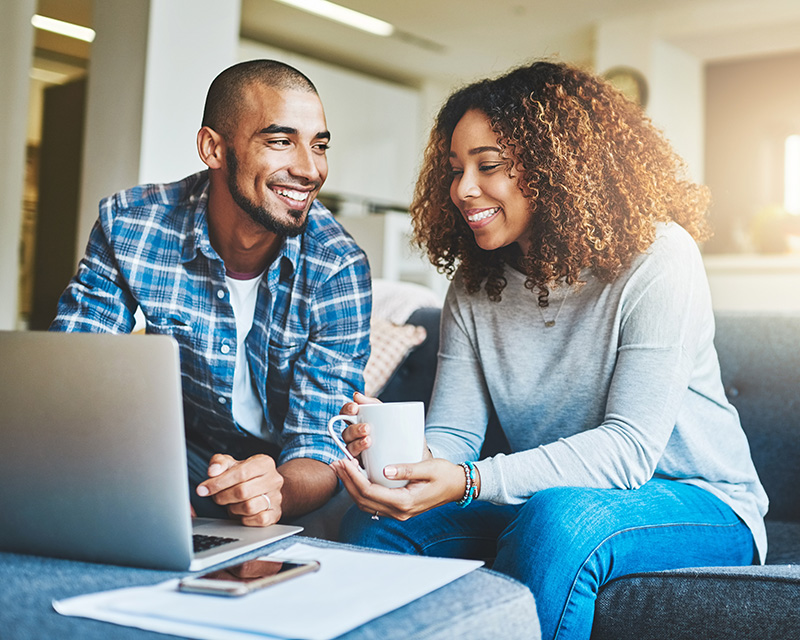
[410,60,711,303]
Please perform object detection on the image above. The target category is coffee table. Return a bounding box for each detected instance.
[0,536,539,639]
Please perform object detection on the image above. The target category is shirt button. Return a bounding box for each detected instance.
[218,396,227,405]
[220,343,231,354]
[217,289,225,299]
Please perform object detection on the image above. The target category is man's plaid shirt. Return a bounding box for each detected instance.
[51,171,372,465]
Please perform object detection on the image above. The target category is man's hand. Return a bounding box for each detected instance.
[196,453,283,526]
[337,391,381,460]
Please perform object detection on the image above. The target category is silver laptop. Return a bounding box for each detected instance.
[0,331,301,571]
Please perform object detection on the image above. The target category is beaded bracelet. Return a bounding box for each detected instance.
[456,461,477,507]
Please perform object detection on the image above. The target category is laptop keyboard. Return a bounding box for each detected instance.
[193,533,239,553]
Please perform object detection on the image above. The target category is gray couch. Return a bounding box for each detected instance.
[592,312,800,639]
[298,308,800,638]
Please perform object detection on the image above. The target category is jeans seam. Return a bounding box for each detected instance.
[553,519,746,639]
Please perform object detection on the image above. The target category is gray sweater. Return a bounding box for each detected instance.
[426,223,768,562]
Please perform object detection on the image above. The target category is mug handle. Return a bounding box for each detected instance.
[327,414,358,462]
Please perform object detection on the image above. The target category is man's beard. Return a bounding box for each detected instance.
[226,148,311,237]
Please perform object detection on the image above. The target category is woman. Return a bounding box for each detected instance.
[330,61,767,640]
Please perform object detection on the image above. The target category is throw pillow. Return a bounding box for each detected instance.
[364,319,427,397]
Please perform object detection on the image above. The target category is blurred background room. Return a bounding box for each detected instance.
[4,0,800,330]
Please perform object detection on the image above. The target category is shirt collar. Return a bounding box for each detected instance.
[278,228,301,278]
[181,171,304,279]
[181,173,219,264]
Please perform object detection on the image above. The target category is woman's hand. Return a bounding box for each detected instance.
[339,392,434,462]
[330,455,466,521]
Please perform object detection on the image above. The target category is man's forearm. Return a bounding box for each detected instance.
[277,457,338,519]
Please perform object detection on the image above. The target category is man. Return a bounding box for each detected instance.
[51,60,372,526]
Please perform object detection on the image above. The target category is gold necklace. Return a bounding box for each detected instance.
[537,287,570,328]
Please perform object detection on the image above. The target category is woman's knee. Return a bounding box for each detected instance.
[494,485,632,590]
[500,487,607,549]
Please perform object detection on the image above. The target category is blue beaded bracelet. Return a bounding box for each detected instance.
[457,461,477,507]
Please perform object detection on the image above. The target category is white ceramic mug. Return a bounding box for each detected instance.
[327,401,425,488]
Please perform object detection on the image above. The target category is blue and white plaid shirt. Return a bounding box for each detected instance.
[52,171,372,465]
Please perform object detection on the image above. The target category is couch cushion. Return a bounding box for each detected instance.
[765,519,800,564]
[714,312,800,522]
[592,564,800,640]
[372,279,442,325]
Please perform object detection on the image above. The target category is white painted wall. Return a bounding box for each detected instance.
[0,0,36,329]
[139,1,240,186]
[77,0,240,257]
[77,0,149,255]
[595,14,705,183]
[595,13,656,73]
[238,39,423,208]
[650,41,704,183]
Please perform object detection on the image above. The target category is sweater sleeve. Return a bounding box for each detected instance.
[425,281,494,462]
[475,229,713,504]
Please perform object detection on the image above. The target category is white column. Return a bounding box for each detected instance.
[77,0,241,256]
[650,41,704,183]
[595,15,705,183]
[0,0,36,329]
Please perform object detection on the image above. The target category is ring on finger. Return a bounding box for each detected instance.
[371,510,379,521]
[262,493,272,511]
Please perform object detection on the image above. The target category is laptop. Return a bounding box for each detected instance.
[0,331,301,571]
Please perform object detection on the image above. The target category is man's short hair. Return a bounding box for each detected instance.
[202,59,318,139]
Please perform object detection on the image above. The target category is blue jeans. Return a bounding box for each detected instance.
[339,479,755,640]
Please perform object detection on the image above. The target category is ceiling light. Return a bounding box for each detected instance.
[272,0,394,37]
[31,14,96,43]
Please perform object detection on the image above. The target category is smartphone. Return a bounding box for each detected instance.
[178,557,320,597]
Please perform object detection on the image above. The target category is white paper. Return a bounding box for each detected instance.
[54,542,483,640]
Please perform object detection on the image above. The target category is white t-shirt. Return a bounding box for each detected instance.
[225,271,267,438]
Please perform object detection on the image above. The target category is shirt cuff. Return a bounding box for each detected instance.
[474,458,504,504]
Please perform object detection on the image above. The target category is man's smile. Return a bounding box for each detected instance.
[271,186,313,205]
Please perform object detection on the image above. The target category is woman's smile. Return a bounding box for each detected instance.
[465,207,501,226]
[449,109,533,253]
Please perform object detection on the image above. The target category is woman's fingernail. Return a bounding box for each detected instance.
[384,466,397,478]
